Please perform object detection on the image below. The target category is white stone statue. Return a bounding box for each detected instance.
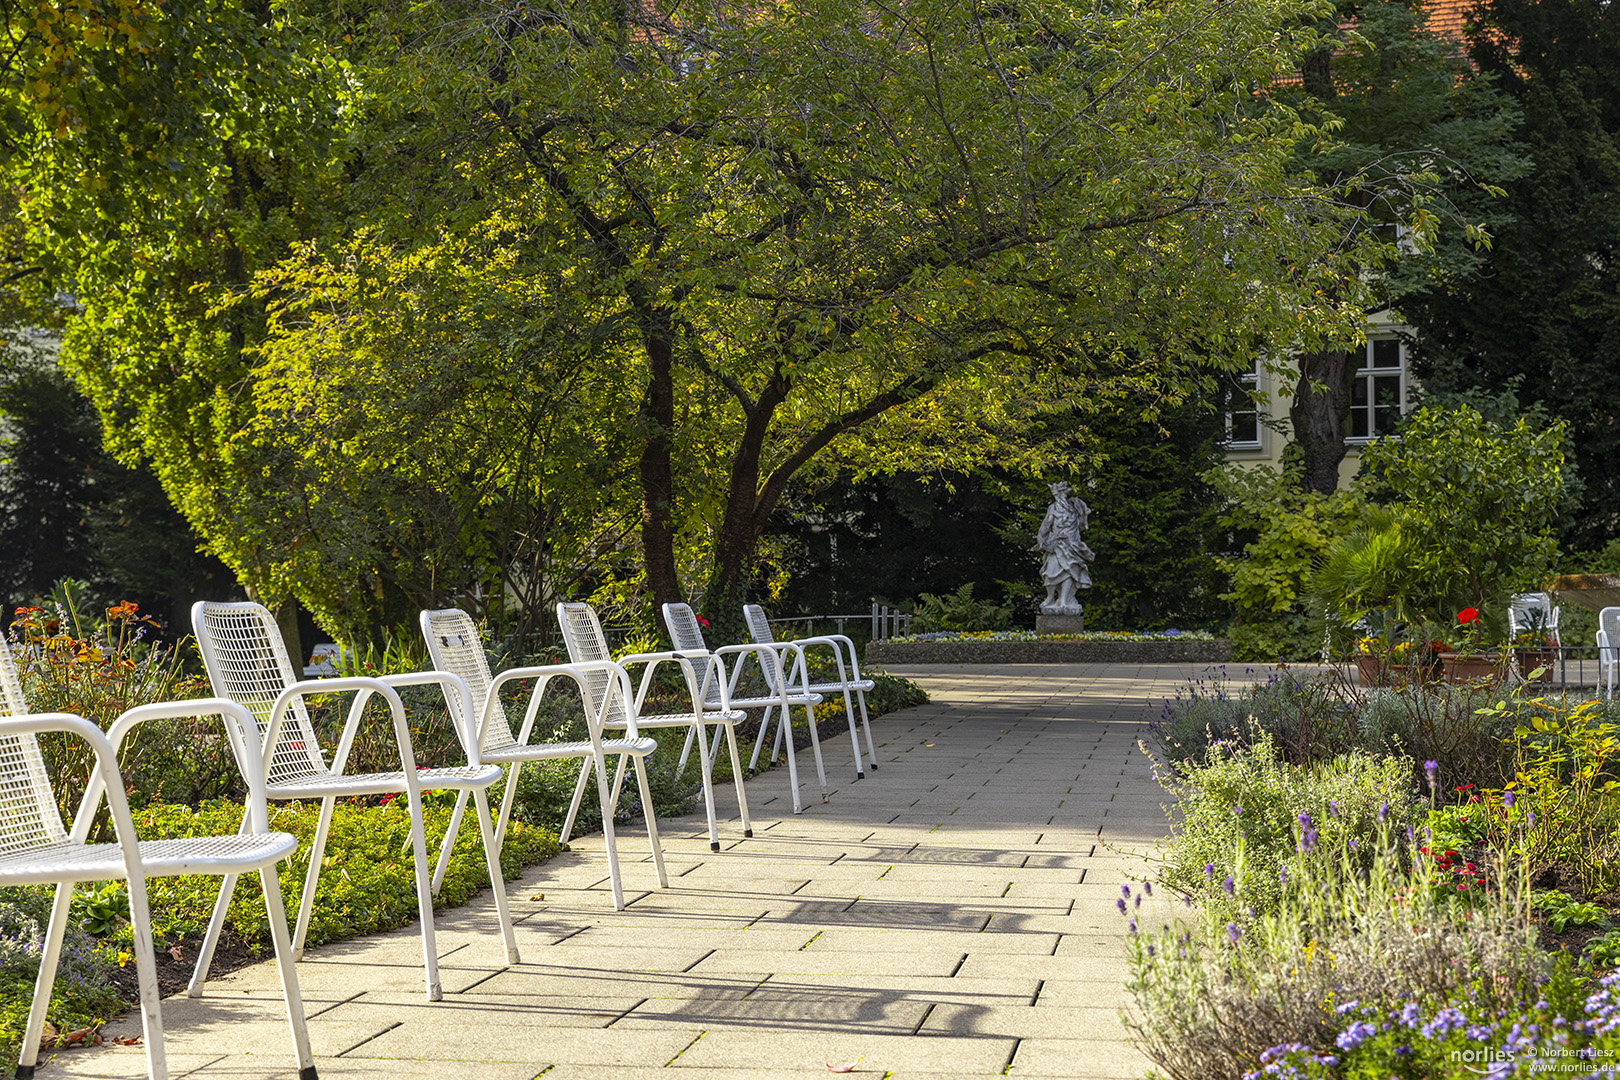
[1037,481,1093,616]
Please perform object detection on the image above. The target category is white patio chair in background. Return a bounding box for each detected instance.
[419,608,667,909]
[1599,606,1619,700]
[1509,592,1562,647]
[0,638,315,1080]
[663,602,828,815]
[187,600,515,1002]
[557,601,749,850]
[745,604,879,781]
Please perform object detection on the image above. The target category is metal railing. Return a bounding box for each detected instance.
[763,603,912,641]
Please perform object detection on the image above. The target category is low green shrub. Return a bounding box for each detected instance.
[1128,804,1546,1079]
[0,888,122,1073]
[1154,730,1416,920]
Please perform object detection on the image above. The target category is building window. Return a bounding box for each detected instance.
[1225,358,1263,449]
[1347,337,1407,441]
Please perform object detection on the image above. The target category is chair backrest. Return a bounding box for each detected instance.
[743,605,775,646]
[1601,608,1620,665]
[1510,592,1561,645]
[419,609,514,753]
[0,636,68,856]
[192,601,329,786]
[663,603,707,653]
[556,603,628,726]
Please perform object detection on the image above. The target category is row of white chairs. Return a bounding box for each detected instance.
[5,597,874,1079]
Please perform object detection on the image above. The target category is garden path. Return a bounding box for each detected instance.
[59,661,1294,1080]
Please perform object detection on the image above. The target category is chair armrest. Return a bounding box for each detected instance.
[486,661,639,744]
[620,652,718,716]
[106,698,274,822]
[711,643,791,701]
[779,634,862,683]
[373,670,478,761]
[261,676,414,781]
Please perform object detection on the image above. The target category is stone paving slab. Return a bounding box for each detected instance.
[45,661,1293,1080]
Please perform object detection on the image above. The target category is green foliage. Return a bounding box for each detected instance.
[0,888,121,1078]
[1359,403,1569,621]
[1131,775,1544,1075]
[129,797,562,950]
[1530,890,1609,934]
[1405,0,1620,553]
[1585,929,1620,968]
[1155,729,1415,921]
[1210,463,1365,660]
[11,0,1386,638]
[909,584,1013,634]
[69,883,129,937]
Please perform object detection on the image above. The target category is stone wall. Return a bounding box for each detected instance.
[865,638,1233,665]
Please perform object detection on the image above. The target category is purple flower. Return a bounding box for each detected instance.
[1504,791,1516,810]
[1279,868,1288,885]
[1378,802,1390,823]
[1143,880,1152,896]
[1529,810,1537,828]
[1348,838,1358,851]
[1121,884,1132,899]
[1300,827,1319,853]
[1298,811,1312,828]
[1424,760,1439,789]
[1128,919,1137,934]
[1116,897,1127,915]
[1204,863,1215,881]
[1233,804,1243,816]
[1328,800,1339,818]
[1337,1020,1378,1049]
[1223,875,1235,896]
[1226,922,1241,945]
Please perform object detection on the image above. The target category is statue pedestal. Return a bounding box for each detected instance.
[1036,614,1085,635]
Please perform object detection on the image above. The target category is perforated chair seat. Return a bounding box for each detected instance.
[266,764,501,800]
[800,678,874,694]
[480,736,657,763]
[0,832,298,885]
[615,709,746,728]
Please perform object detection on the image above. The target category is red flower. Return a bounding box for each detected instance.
[1457,608,1481,625]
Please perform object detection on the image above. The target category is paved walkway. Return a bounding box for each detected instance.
[57,662,1243,1080]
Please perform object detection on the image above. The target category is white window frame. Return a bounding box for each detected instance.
[1224,356,1264,451]
[1344,335,1409,444]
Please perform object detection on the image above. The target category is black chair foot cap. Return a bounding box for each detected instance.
[17,1065,34,1080]
[300,1067,319,1080]
[710,842,720,852]
[856,771,865,780]
[744,829,754,837]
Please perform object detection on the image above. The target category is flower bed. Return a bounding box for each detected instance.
[866,628,1230,664]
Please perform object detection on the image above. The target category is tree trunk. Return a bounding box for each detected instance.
[1290,348,1359,495]
[639,323,683,634]
[700,400,775,646]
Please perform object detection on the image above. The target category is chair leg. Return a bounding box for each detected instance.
[777,702,803,814]
[858,690,878,772]
[724,722,753,837]
[293,795,338,959]
[125,868,169,1080]
[609,752,630,810]
[495,760,525,850]
[629,753,671,889]
[593,752,626,909]
[803,703,829,800]
[402,786,443,1000]
[190,804,252,996]
[676,724,698,773]
[560,755,594,843]
[259,865,318,1080]
[472,787,521,965]
[16,881,76,1080]
[431,789,470,895]
[841,685,865,780]
[748,708,772,771]
[187,871,238,998]
[692,720,720,850]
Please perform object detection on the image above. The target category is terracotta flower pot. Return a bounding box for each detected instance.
[1515,648,1557,682]
[1440,653,1503,684]
[1354,653,1387,686]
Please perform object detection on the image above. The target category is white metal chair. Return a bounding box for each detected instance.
[744,604,879,781]
[187,600,515,1002]
[556,602,750,850]
[1509,592,1562,647]
[663,603,829,815]
[419,608,667,908]
[1599,606,1620,700]
[0,641,315,1080]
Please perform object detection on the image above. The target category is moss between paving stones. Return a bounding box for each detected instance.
[865,638,1233,665]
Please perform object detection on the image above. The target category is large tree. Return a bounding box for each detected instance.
[1404,0,1620,551]
[9,0,1376,643]
[1278,0,1525,493]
